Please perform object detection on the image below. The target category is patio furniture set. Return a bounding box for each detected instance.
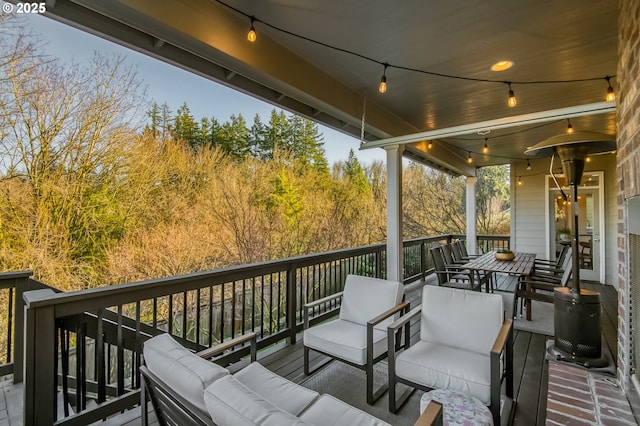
[140,252,571,426]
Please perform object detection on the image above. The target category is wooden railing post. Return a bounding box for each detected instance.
[12,271,34,384]
[286,265,297,345]
[23,289,57,425]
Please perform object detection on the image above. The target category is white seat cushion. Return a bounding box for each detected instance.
[395,340,492,405]
[339,275,404,331]
[143,333,229,413]
[300,394,391,426]
[303,318,387,365]
[234,362,319,415]
[204,375,311,426]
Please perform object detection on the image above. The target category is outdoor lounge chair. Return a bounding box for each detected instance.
[387,285,513,426]
[140,332,391,426]
[303,274,408,405]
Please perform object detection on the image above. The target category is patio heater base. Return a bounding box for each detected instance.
[547,287,609,369]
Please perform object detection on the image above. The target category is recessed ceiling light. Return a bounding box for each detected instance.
[491,60,514,72]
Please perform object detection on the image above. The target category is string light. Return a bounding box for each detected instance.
[507,82,517,108]
[605,76,616,101]
[247,16,257,42]
[379,64,388,94]
[467,152,473,164]
[428,140,433,149]
[526,159,531,171]
[518,176,522,186]
[586,155,591,163]
[566,119,574,134]
[483,138,489,154]
[214,0,615,107]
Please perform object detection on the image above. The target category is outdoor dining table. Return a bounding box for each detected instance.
[461,251,537,318]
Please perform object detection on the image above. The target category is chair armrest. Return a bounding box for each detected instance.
[303,291,344,310]
[491,319,513,356]
[304,291,344,329]
[368,301,410,327]
[414,401,444,426]
[388,305,422,332]
[197,331,257,362]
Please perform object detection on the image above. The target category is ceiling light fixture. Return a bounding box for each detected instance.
[247,16,257,42]
[483,138,489,154]
[526,159,531,171]
[467,152,473,164]
[518,176,522,185]
[605,76,616,102]
[566,119,574,134]
[507,82,517,108]
[428,140,433,149]
[379,64,388,94]
[491,60,514,72]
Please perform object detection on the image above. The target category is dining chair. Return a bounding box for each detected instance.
[430,247,481,291]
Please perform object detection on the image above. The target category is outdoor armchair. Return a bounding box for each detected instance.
[430,246,486,291]
[387,285,513,426]
[303,274,409,405]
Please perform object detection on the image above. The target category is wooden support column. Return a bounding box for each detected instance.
[23,289,57,425]
[466,176,478,255]
[386,145,404,282]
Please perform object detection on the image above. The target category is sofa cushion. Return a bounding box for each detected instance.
[143,333,229,413]
[204,375,311,426]
[339,275,403,330]
[395,340,492,405]
[420,285,503,355]
[234,362,319,415]
[303,318,387,365]
[299,394,391,426]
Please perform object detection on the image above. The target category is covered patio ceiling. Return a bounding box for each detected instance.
[37,0,618,176]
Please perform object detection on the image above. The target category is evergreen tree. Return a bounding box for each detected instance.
[344,149,370,193]
[173,103,200,146]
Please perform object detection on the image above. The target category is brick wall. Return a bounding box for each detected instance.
[616,0,640,387]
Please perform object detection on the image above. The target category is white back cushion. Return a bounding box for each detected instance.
[420,286,503,354]
[204,375,311,426]
[339,275,403,327]
[143,333,229,413]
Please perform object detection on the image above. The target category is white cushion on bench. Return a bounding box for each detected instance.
[143,334,229,413]
[234,362,319,416]
[204,375,311,426]
[300,394,391,426]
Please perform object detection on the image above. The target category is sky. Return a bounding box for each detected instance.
[10,11,387,165]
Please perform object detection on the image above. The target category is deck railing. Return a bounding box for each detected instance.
[13,234,507,425]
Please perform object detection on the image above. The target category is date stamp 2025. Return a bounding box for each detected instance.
[2,2,47,15]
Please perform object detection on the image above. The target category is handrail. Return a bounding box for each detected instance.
[17,233,507,425]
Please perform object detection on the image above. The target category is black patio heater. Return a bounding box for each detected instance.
[525,131,616,368]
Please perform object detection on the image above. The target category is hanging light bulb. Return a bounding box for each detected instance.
[483,138,489,154]
[526,159,531,171]
[467,152,472,164]
[428,140,433,149]
[566,119,574,134]
[507,82,517,107]
[247,17,257,42]
[586,155,591,163]
[378,64,388,94]
[518,176,522,186]
[605,76,616,102]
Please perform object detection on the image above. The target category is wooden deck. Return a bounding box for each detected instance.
[0,276,622,426]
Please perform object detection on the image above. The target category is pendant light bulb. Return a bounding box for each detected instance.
[379,64,388,94]
[467,152,472,164]
[566,119,574,134]
[518,176,522,186]
[586,155,591,163]
[247,17,257,42]
[605,76,615,102]
[428,140,433,149]
[526,159,531,171]
[483,138,489,154]
[507,82,517,108]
